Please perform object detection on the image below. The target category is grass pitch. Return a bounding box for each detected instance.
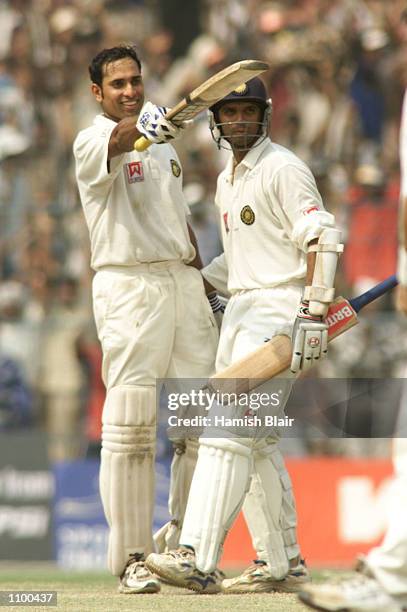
[0,565,341,612]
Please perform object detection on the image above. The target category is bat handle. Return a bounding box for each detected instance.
[350,274,398,313]
[134,136,151,152]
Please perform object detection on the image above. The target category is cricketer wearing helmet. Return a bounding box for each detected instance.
[146,77,343,593]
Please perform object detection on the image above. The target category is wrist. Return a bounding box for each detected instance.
[297,300,323,321]
[207,292,223,313]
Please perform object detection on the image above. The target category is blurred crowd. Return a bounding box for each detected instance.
[0,0,407,461]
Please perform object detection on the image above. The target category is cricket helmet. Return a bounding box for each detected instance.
[208,77,272,150]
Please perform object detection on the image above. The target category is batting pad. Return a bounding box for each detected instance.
[154,438,199,552]
[180,438,252,573]
[100,385,156,575]
[242,452,289,579]
[243,444,299,562]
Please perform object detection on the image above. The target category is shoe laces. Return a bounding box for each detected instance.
[324,573,376,593]
[341,575,387,600]
[289,557,308,576]
[122,553,150,581]
[128,552,144,564]
[214,568,226,580]
[169,546,195,560]
[243,559,268,575]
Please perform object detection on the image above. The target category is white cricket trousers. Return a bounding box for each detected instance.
[92,261,217,574]
[93,261,218,387]
[216,285,302,561]
[180,284,303,574]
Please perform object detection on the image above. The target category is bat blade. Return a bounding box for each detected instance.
[208,275,398,395]
[134,60,269,152]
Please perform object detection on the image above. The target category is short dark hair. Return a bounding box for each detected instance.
[88,45,142,87]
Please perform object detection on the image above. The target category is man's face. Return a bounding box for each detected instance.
[91,57,145,122]
[217,101,263,150]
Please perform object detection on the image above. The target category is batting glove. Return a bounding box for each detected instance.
[290,301,328,373]
[207,291,225,330]
[136,101,184,144]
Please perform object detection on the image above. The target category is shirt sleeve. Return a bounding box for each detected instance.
[73,122,125,192]
[269,162,336,251]
[202,252,230,297]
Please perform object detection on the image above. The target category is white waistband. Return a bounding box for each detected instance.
[97,260,185,274]
[230,281,303,296]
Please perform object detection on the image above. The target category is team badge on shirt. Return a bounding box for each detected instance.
[240,205,255,225]
[170,159,181,177]
[125,161,144,183]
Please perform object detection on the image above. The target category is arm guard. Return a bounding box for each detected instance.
[304,228,343,317]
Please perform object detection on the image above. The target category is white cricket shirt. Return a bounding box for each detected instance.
[208,137,336,293]
[73,113,194,270]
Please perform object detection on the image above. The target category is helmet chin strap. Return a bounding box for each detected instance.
[210,124,268,151]
[224,131,267,152]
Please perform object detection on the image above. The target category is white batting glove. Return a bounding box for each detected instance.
[290,301,328,373]
[207,292,225,330]
[136,101,184,144]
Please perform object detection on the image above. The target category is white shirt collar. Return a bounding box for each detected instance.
[224,137,270,180]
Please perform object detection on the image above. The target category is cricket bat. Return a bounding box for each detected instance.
[134,59,269,152]
[208,275,398,395]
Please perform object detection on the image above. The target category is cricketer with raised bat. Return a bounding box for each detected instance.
[146,77,344,593]
[73,46,275,596]
[73,44,220,595]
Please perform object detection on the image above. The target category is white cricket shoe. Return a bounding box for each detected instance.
[145,547,223,593]
[298,573,402,611]
[118,553,161,594]
[222,558,310,594]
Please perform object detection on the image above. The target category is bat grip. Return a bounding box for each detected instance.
[349,274,398,313]
[134,136,151,152]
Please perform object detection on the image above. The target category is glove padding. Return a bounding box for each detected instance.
[136,101,184,144]
[207,291,225,330]
[290,301,328,373]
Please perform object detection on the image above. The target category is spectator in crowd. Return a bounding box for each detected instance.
[0,356,33,430]
[38,276,90,462]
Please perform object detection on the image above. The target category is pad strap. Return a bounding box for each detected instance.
[308,243,344,253]
[303,285,336,303]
